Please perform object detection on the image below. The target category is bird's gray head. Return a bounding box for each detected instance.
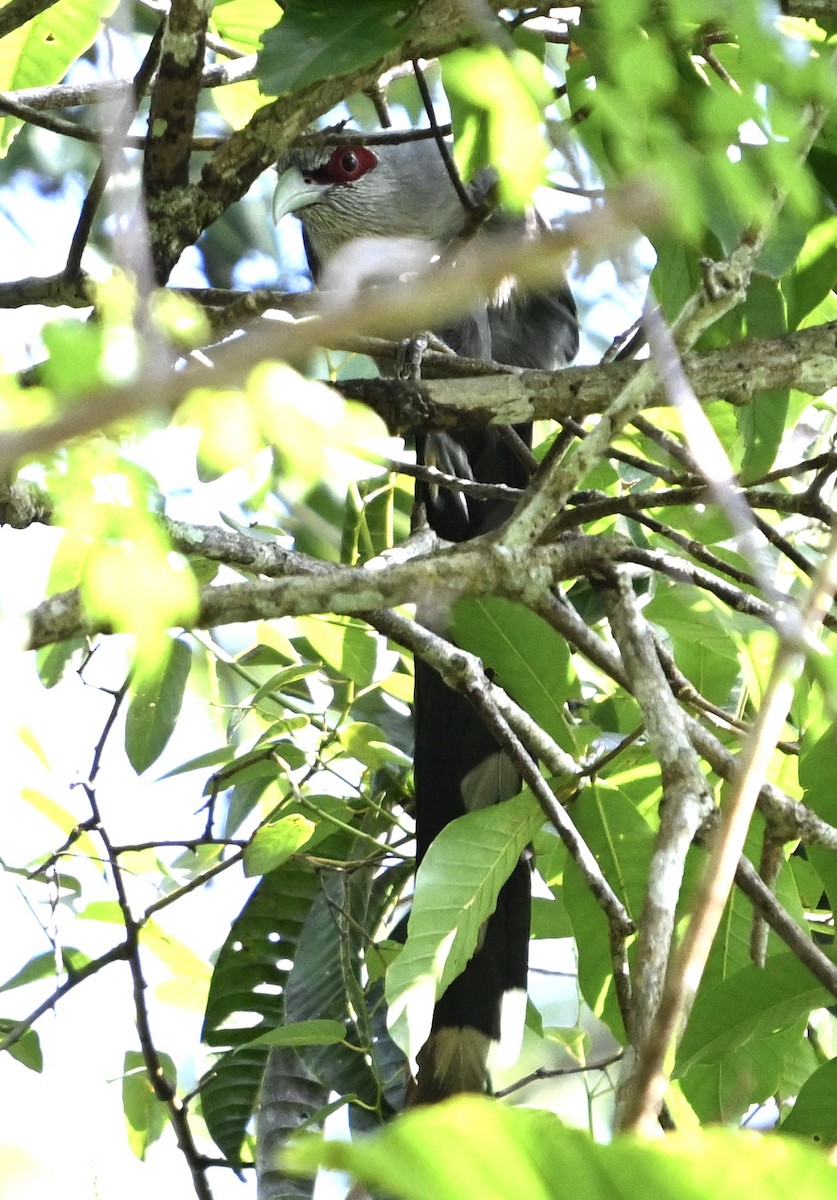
[273,139,471,269]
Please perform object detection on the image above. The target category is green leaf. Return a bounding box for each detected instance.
[0,948,89,993]
[41,321,114,398]
[0,1020,42,1072]
[442,45,551,208]
[645,583,747,708]
[244,815,316,877]
[450,597,578,752]
[159,745,237,779]
[140,919,212,1003]
[258,0,417,97]
[739,276,789,480]
[47,446,196,674]
[285,1096,837,1200]
[0,0,118,152]
[251,664,322,712]
[36,636,88,688]
[296,615,378,688]
[20,789,100,863]
[339,721,411,772]
[681,1022,805,1124]
[256,1046,331,1200]
[122,1050,175,1160]
[125,637,192,774]
[783,214,837,330]
[200,859,322,1162]
[530,895,572,940]
[800,720,837,912]
[780,1055,837,1143]
[650,233,705,321]
[246,1019,347,1048]
[700,825,807,993]
[211,0,278,52]
[562,782,656,1042]
[285,866,409,1126]
[676,953,833,1074]
[290,1095,557,1200]
[386,793,543,1059]
[341,471,399,565]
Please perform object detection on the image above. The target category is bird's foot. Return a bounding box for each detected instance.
[395,332,430,381]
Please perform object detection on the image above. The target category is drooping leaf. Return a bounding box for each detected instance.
[562,782,656,1042]
[443,45,552,209]
[284,864,408,1127]
[799,720,837,913]
[256,1047,327,1200]
[386,793,544,1060]
[125,637,193,774]
[738,275,789,480]
[36,636,88,688]
[19,788,99,862]
[0,948,89,993]
[200,859,322,1161]
[0,1020,42,1072]
[450,597,578,752]
[122,1050,175,1160]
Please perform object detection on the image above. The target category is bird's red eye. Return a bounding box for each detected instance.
[325,145,378,182]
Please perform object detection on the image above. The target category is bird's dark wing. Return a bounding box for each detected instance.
[415,279,578,541]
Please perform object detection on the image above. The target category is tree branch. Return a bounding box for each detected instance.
[596,571,715,1062]
[23,534,628,650]
[535,590,837,854]
[0,942,130,1055]
[618,518,837,1134]
[0,0,59,38]
[80,679,214,1199]
[143,0,210,239]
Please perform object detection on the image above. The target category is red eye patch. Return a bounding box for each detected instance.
[306,146,378,185]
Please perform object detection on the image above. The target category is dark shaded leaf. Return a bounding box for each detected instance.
[257,1047,326,1200]
[258,1,416,96]
[200,859,322,1161]
[780,1055,837,1143]
[676,953,833,1074]
[451,597,578,751]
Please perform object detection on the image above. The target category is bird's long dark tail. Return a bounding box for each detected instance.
[409,424,533,1105]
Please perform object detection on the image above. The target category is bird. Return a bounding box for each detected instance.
[273,136,579,1104]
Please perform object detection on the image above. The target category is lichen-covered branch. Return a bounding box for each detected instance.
[597,571,714,1059]
[23,534,626,650]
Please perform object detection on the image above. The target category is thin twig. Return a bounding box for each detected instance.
[411,59,474,213]
[494,1050,624,1098]
[64,23,164,280]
